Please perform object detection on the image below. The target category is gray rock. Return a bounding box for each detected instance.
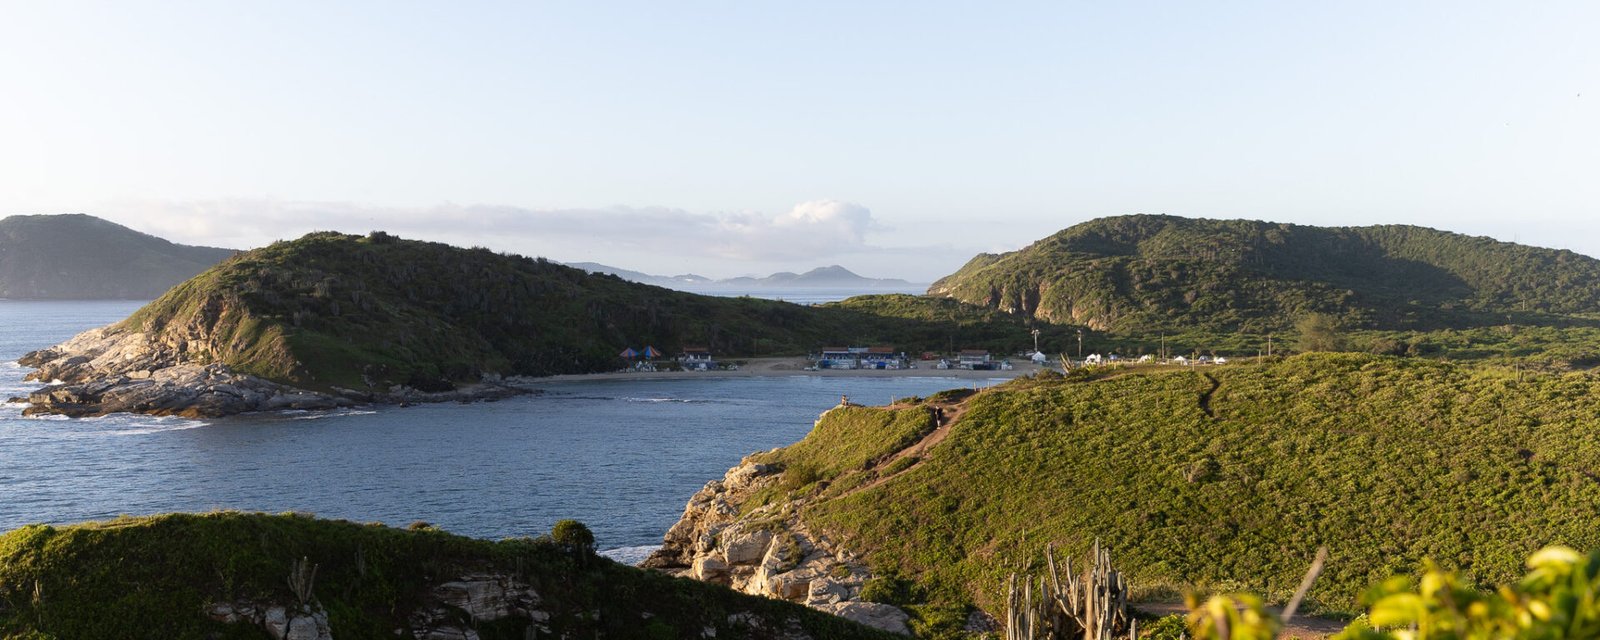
[815,602,911,635]
[720,526,773,565]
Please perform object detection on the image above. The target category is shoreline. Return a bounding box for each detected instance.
[525,357,1049,384]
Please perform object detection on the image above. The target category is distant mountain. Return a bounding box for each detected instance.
[929,214,1600,332]
[564,262,714,287]
[569,262,919,290]
[0,213,236,299]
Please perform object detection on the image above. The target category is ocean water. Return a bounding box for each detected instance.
[683,286,928,306]
[0,300,992,559]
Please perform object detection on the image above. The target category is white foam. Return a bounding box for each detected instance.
[599,544,660,566]
[291,409,379,421]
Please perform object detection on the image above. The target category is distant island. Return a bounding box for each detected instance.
[568,262,923,292]
[0,213,235,299]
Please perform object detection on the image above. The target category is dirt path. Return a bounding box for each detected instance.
[1198,372,1221,419]
[838,394,977,497]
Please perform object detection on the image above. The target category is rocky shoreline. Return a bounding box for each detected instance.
[11,325,532,418]
[642,457,914,635]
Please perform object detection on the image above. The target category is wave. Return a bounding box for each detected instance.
[105,420,211,436]
[599,544,660,566]
[291,409,379,421]
[621,397,706,404]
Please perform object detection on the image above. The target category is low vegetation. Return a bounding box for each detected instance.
[751,354,1600,621]
[0,512,897,640]
[929,214,1600,334]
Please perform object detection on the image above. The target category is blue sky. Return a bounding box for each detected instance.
[2,2,1596,280]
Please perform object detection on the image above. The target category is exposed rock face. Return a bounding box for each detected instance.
[409,573,551,640]
[208,573,551,640]
[12,324,529,418]
[14,326,348,418]
[206,602,333,640]
[644,460,910,635]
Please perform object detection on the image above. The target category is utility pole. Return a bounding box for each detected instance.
[1077,329,1084,359]
[1031,328,1041,354]
[1160,333,1166,361]
[1267,333,1273,358]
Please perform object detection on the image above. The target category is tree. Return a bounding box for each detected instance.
[550,519,595,557]
[1294,313,1347,352]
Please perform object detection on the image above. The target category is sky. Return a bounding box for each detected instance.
[1,1,1596,282]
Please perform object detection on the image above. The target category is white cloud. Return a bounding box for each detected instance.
[106,198,887,262]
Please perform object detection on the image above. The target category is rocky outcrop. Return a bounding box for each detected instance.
[409,573,551,640]
[644,459,910,635]
[206,602,334,640]
[12,325,530,418]
[208,573,551,640]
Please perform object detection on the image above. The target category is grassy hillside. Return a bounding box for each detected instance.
[0,214,235,299]
[116,232,1076,391]
[929,215,1600,333]
[742,354,1600,616]
[0,512,897,640]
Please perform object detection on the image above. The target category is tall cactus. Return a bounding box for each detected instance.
[1006,539,1136,640]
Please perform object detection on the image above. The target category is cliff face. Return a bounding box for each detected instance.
[644,458,913,636]
[0,213,235,299]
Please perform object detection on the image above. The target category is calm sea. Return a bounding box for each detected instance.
[682,287,927,306]
[0,300,989,561]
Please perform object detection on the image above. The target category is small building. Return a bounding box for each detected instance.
[818,347,857,369]
[859,346,907,369]
[957,350,993,370]
[679,346,716,371]
[1030,351,1049,365]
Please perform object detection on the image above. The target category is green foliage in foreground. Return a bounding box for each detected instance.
[0,512,896,640]
[763,354,1600,616]
[1186,546,1600,639]
[115,232,1072,391]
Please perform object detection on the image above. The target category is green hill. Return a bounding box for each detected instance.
[0,214,236,299]
[110,232,1071,392]
[928,215,1600,333]
[727,354,1600,617]
[0,512,896,640]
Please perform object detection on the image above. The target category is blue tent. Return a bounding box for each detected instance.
[642,346,663,358]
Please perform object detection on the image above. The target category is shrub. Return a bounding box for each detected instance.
[549,519,595,556]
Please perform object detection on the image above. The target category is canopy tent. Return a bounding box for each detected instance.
[619,347,640,359]
[642,346,664,358]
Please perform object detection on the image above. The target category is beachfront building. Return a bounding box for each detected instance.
[957,349,993,370]
[816,346,909,369]
[859,346,909,369]
[818,347,857,369]
[679,346,716,371]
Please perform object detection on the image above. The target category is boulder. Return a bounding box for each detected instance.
[815,602,911,635]
[720,526,773,565]
[693,555,731,583]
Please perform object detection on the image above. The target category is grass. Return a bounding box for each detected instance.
[733,353,1600,620]
[0,512,899,640]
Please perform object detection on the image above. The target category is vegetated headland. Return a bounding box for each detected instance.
[0,511,901,640]
[649,353,1600,637]
[10,231,1072,418]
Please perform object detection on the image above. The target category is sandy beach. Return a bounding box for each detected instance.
[529,357,1049,384]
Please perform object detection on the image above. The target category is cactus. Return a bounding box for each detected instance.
[288,556,318,606]
[1006,539,1134,640]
